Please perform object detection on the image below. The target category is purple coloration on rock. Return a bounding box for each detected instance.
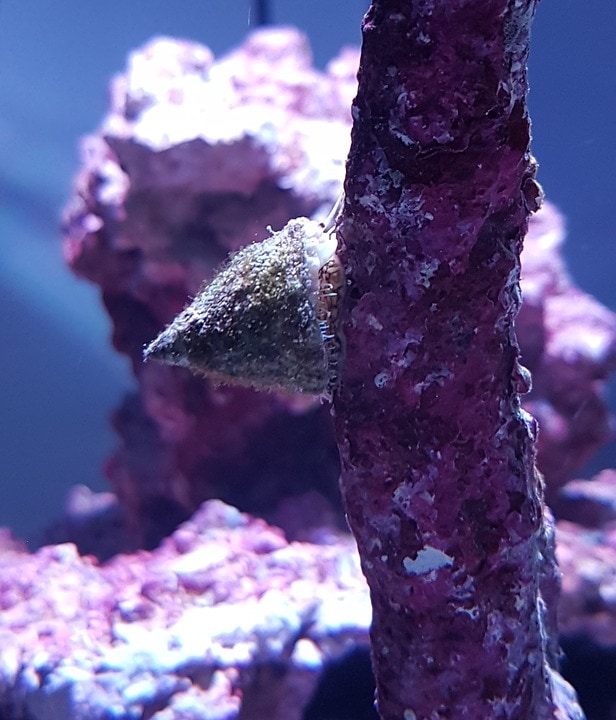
[0,501,370,720]
[62,29,358,549]
[519,204,616,499]
[59,27,616,554]
[1,15,615,720]
[556,516,616,647]
[333,2,582,718]
[556,469,616,529]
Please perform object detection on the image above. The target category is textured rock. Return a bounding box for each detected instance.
[3,17,616,720]
[553,471,616,718]
[519,204,616,499]
[556,470,616,528]
[3,496,614,719]
[333,1,581,718]
[0,501,370,720]
[62,29,358,549]
[60,27,616,552]
[557,519,616,646]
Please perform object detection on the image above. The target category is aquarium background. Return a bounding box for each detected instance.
[0,0,614,543]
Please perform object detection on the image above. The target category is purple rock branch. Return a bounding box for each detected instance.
[334,1,583,719]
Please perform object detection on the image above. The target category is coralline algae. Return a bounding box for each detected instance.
[62,28,358,550]
[60,27,616,555]
[519,203,616,499]
[334,1,583,717]
[0,18,613,720]
[0,502,370,720]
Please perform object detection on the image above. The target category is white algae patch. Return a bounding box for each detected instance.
[403,546,454,575]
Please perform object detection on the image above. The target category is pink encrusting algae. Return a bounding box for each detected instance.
[333,1,584,717]
[2,15,616,720]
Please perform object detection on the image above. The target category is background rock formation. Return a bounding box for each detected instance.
[0,23,614,720]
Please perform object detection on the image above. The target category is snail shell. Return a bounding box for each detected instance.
[144,214,343,397]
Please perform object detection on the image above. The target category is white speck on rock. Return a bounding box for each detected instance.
[366,313,383,331]
[170,544,232,575]
[403,546,454,575]
[374,372,389,388]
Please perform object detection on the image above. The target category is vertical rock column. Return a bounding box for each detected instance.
[334,1,582,718]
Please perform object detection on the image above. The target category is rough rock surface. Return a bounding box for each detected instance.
[0,501,370,720]
[556,470,616,528]
[333,1,581,718]
[519,205,616,499]
[557,518,616,647]
[62,28,358,550]
[60,28,616,554]
[3,494,616,719]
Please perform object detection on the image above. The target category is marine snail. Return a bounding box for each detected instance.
[143,196,344,397]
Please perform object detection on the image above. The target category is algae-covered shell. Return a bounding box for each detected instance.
[144,216,342,395]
